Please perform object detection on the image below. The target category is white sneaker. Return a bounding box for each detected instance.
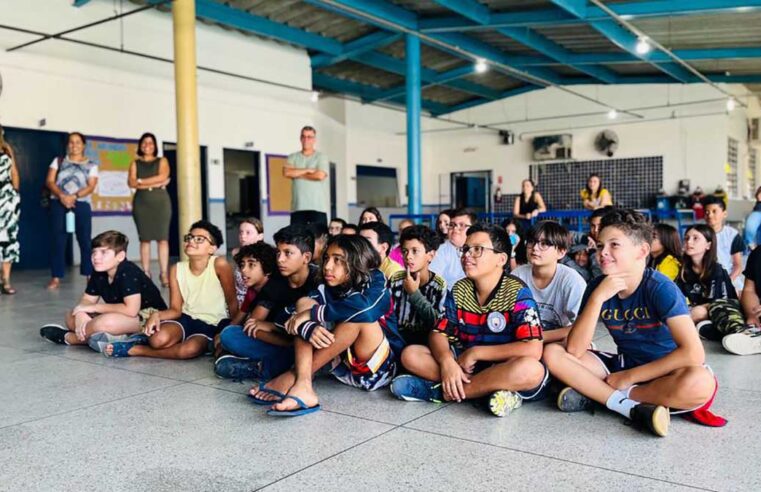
[722,327,761,356]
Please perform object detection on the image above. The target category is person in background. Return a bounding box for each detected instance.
[307,222,329,266]
[46,132,99,290]
[501,218,525,271]
[389,218,414,267]
[436,209,453,243]
[513,179,546,231]
[703,196,743,284]
[284,126,329,226]
[580,173,613,211]
[0,126,20,294]
[231,218,264,306]
[649,223,682,281]
[328,218,346,237]
[359,222,403,279]
[430,208,476,290]
[342,223,358,235]
[128,132,172,287]
[561,207,609,282]
[744,186,761,250]
[359,206,383,225]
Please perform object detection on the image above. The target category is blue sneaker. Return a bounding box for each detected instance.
[390,375,443,403]
[214,355,263,381]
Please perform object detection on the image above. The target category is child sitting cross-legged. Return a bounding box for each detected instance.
[543,210,723,438]
[256,235,404,417]
[388,224,447,346]
[40,230,166,349]
[390,224,549,418]
[677,225,747,349]
[105,220,238,359]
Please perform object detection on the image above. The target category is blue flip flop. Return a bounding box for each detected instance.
[248,385,286,405]
[266,395,321,417]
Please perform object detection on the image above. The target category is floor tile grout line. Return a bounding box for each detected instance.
[399,426,716,491]
[0,381,188,432]
[252,426,401,492]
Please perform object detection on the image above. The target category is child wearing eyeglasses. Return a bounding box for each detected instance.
[512,221,586,344]
[104,220,238,359]
[390,224,548,417]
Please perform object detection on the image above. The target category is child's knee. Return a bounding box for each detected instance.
[177,341,205,359]
[150,331,175,349]
[541,342,567,367]
[400,344,425,369]
[296,297,318,312]
[676,367,715,406]
[219,325,242,349]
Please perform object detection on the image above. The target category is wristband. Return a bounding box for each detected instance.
[297,320,320,341]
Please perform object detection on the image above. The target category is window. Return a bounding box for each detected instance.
[749,147,759,198]
[356,165,399,207]
[727,137,739,198]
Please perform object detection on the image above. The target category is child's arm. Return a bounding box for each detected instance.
[215,257,239,320]
[71,292,100,314]
[144,265,182,335]
[307,269,389,324]
[730,252,743,281]
[567,275,626,357]
[76,294,141,317]
[741,278,761,325]
[460,340,542,371]
[407,289,440,331]
[606,314,705,389]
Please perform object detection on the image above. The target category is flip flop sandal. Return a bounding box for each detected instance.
[248,385,286,405]
[266,395,321,417]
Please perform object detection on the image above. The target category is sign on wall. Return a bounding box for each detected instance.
[266,154,292,215]
[86,136,137,216]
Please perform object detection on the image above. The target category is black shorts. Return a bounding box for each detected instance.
[162,314,229,342]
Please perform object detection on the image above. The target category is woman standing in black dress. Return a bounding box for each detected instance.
[512,179,546,231]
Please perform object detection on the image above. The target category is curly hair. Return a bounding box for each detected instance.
[234,242,277,276]
[599,208,652,245]
[190,220,224,247]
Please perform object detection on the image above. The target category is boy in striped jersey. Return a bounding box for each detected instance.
[388,225,447,346]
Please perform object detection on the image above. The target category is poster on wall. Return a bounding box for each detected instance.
[266,154,292,215]
[85,136,137,216]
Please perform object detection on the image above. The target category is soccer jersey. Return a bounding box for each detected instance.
[580,268,689,366]
[388,270,447,345]
[435,273,543,349]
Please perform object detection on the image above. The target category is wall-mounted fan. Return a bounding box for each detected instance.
[595,129,619,157]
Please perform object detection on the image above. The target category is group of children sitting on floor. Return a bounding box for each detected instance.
[40,199,761,436]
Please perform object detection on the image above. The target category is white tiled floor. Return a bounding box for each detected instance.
[1,269,759,491]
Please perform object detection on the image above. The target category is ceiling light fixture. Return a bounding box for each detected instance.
[474,58,488,73]
[607,109,618,119]
[726,98,736,111]
[635,37,651,55]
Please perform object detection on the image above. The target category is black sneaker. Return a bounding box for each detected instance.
[214,355,263,381]
[40,324,69,345]
[557,387,593,412]
[697,321,723,342]
[629,403,670,437]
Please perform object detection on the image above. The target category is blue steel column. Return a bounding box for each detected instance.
[405,34,422,216]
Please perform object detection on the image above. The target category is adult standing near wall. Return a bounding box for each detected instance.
[128,132,172,287]
[46,132,98,290]
[0,125,21,294]
[580,173,613,210]
[513,178,546,230]
[284,126,329,226]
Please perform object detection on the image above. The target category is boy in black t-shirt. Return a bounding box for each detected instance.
[216,225,318,381]
[725,246,761,355]
[40,231,166,350]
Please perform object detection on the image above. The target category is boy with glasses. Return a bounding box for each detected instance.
[391,224,548,417]
[512,221,586,344]
[430,207,477,290]
[104,220,238,359]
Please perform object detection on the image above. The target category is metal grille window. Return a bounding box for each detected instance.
[727,137,739,198]
[749,147,759,198]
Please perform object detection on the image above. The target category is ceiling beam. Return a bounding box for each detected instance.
[432,85,538,116]
[550,0,693,83]
[420,0,761,32]
[311,31,400,68]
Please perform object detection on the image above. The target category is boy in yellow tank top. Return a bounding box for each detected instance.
[105,220,238,359]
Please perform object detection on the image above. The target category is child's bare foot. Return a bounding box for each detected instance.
[250,370,296,402]
[271,380,319,412]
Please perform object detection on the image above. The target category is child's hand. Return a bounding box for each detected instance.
[593,274,627,302]
[441,358,470,402]
[309,326,335,349]
[403,268,420,294]
[144,313,161,336]
[72,303,95,316]
[285,311,310,336]
[456,348,478,374]
[75,320,88,341]
[243,318,259,338]
[587,236,597,251]
[605,370,635,391]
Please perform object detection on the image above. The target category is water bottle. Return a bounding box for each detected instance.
[66,211,75,233]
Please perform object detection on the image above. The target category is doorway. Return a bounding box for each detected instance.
[4,127,70,270]
[162,143,208,258]
[451,171,492,214]
[223,148,260,249]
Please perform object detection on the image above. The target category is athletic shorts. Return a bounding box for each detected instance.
[451,345,550,401]
[330,336,397,392]
[589,349,715,414]
[162,314,230,342]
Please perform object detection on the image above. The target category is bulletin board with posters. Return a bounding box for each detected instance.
[85,136,138,216]
[266,154,292,215]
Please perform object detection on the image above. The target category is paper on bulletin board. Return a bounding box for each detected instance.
[266,154,292,215]
[86,136,138,215]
